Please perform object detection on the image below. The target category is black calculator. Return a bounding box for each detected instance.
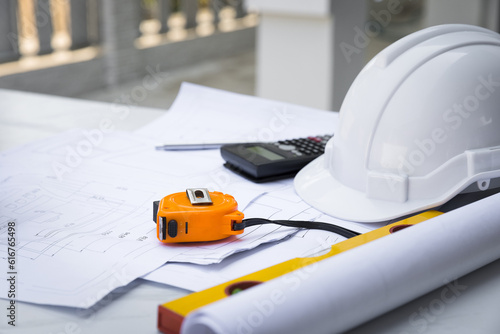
[220,135,332,183]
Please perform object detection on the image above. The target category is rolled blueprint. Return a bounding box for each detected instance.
[181,192,500,334]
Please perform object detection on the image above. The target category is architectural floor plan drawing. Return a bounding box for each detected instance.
[0,83,360,309]
[0,130,298,308]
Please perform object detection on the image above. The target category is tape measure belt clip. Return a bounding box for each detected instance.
[186,188,213,205]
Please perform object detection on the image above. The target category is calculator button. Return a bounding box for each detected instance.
[307,136,322,143]
[278,144,296,151]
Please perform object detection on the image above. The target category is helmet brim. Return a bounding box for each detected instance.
[294,156,440,223]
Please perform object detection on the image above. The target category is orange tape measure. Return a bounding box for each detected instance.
[153,188,361,243]
[153,188,244,243]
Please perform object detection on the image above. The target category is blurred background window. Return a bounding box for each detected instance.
[0,0,498,111]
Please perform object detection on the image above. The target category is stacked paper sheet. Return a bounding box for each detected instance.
[1,83,364,308]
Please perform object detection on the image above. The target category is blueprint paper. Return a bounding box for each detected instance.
[0,130,296,308]
[0,83,341,308]
[142,229,346,291]
[181,192,500,334]
[136,82,338,143]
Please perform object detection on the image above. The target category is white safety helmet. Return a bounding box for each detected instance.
[295,24,500,222]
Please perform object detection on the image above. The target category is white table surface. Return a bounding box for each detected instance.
[1,89,499,334]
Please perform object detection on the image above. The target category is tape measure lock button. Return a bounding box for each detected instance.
[154,188,244,243]
[167,220,178,238]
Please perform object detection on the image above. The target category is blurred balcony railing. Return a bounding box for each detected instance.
[140,0,247,35]
[0,0,257,97]
[136,0,255,48]
[0,0,100,62]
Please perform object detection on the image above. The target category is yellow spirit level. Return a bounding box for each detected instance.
[157,210,442,334]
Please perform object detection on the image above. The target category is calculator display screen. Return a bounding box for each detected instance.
[246,146,285,161]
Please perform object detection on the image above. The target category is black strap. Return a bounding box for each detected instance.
[233,218,360,239]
